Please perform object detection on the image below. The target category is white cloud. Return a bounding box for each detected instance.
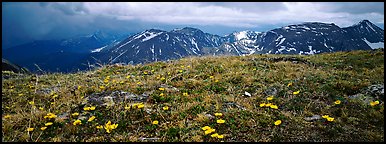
[43,2,383,28]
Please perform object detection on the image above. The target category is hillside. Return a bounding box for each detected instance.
[1,49,384,142]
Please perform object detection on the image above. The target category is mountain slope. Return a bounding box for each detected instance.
[216,22,377,55]
[343,20,384,49]
[90,27,227,65]
[2,49,384,142]
[2,31,130,73]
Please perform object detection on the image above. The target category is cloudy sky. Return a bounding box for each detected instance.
[2,2,384,49]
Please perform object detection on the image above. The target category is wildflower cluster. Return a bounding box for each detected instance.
[259,96,279,109]
[44,113,57,119]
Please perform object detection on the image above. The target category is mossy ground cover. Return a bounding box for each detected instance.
[2,49,384,142]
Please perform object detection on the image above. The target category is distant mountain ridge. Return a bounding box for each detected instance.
[3,20,384,73]
[2,31,131,72]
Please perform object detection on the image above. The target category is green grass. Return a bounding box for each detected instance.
[2,49,384,142]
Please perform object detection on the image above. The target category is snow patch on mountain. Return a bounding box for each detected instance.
[142,32,163,42]
[91,45,107,53]
[363,38,384,49]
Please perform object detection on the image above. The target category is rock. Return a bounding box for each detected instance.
[84,90,151,107]
[264,87,278,96]
[304,115,322,122]
[204,113,215,119]
[348,93,375,105]
[224,102,246,111]
[244,91,252,97]
[366,84,384,99]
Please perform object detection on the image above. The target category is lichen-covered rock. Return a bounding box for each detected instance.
[83,90,151,107]
[304,115,322,122]
[365,84,384,100]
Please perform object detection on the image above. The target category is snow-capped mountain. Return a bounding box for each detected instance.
[215,20,382,55]
[89,27,228,65]
[343,20,384,49]
[3,20,383,73]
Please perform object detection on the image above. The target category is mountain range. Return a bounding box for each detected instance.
[2,20,384,73]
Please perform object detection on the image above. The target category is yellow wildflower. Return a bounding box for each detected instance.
[274,120,282,125]
[72,112,79,117]
[29,101,35,105]
[45,122,53,126]
[253,68,257,71]
[137,82,142,85]
[322,115,329,118]
[293,90,300,95]
[270,105,278,109]
[217,134,224,139]
[27,128,34,132]
[259,103,266,107]
[137,103,145,109]
[88,116,96,122]
[152,120,159,125]
[40,127,47,131]
[104,121,118,133]
[334,100,341,105]
[44,113,57,119]
[39,107,44,110]
[90,106,96,110]
[265,103,272,107]
[4,115,11,119]
[327,117,334,122]
[99,86,105,90]
[267,96,274,101]
[163,106,169,110]
[73,119,82,125]
[211,133,219,138]
[18,93,24,96]
[96,125,103,129]
[209,76,214,79]
[287,82,293,87]
[160,77,166,81]
[217,119,225,124]
[84,107,91,111]
[215,79,219,83]
[179,70,183,73]
[78,86,82,90]
[202,126,211,131]
[370,101,380,106]
[204,128,215,135]
[183,92,189,96]
[214,113,223,117]
[125,106,131,110]
[126,75,131,79]
[51,102,55,105]
[168,72,171,75]
[103,79,109,83]
[159,87,165,91]
[159,93,164,96]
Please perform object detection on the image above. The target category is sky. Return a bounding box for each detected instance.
[2,2,384,49]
